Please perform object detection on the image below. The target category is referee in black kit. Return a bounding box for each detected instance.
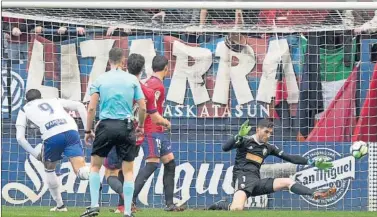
[81,48,146,217]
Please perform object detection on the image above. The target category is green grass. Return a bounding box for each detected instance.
[2,206,376,217]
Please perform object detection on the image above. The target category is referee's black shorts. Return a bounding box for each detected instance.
[91,119,138,162]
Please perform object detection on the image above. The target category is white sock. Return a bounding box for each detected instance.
[45,170,64,207]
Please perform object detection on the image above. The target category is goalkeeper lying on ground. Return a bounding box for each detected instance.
[208,119,336,211]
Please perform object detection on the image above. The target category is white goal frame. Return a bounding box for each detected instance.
[2,1,377,10]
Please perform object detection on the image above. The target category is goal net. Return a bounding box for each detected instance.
[1,2,377,212]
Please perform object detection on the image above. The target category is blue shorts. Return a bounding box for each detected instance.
[104,147,122,170]
[142,133,172,159]
[42,130,84,162]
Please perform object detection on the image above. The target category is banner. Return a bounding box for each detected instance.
[1,34,308,119]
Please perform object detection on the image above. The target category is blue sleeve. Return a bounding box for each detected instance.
[134,80,145,101]
[89,78,101,95]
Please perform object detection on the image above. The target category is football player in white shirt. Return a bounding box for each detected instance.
[15,89,91,212]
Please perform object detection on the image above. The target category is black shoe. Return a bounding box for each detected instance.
[207,200,228,210]
[164,204,185,212]
[124,214,135,217]
[80,207,100,217]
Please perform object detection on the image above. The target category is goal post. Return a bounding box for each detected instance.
[1,0,377,212]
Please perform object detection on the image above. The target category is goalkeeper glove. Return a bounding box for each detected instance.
[308,157,333,171]
[234,120,251,144]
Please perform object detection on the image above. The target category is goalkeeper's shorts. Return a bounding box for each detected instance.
[233,170,275,197]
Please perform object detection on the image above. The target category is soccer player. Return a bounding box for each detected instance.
[132,55,183,212]
[208,119,336,211]
[103,53,171,213]
[81,48,146,217]
[15,89,90,212]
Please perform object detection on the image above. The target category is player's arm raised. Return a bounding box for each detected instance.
[222,136,239,152]
[58,99,88,130]
[269,145,333,170]
[15,109,40,159]
[222,120,251,152]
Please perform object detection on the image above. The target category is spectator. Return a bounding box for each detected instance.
[106,26,132,36]
[257,10,329,27]
[347,10,377,61]
[354,10,377,34]
[133,9,161,23]
[235,9,261,26]
[224,32,248,53]
[197,9,237,43]
[151,9,200,24]
[2,17,35,61]
[33,21,86,42]
[199,9,237,27]
[150,9,200,43]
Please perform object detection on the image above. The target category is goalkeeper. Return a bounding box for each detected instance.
[208,119,336,211]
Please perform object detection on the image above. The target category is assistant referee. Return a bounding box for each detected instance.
[81,48,146,217]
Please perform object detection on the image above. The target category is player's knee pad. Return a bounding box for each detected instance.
[164,159,176,175]
[77,165,90,180]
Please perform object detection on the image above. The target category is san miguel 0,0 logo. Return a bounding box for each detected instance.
[293,148,355,207]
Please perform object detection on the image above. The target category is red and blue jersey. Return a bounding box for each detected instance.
[143,76,165,133]
[141,82,157,115]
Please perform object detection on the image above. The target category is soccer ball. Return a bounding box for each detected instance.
[77,166,90,180]
[350,141,368,159]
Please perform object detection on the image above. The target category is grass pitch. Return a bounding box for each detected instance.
[2,207,376,217]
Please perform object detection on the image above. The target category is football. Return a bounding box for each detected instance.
[350,141,368,159]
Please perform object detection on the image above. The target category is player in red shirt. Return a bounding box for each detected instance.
[103,54,170,214]
[132,55,183,212]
